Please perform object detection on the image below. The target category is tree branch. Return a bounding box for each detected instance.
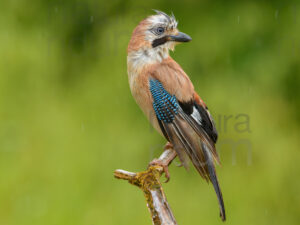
[114,148,177,225]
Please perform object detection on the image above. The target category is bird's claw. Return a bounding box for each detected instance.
[149,159,170,183]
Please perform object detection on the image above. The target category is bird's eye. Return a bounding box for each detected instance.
[156,27,165,35]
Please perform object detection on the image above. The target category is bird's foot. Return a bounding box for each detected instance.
[164,142,181,167]
[148,159,171,183]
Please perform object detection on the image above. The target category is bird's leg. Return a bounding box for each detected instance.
[164,142,173,151]
[148,142,177,183]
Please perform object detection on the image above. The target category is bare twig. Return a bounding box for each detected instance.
[114,148,177,225]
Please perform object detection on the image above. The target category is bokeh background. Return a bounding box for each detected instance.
[0,0,299,224]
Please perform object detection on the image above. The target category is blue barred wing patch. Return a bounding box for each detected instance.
[149,79,179,123]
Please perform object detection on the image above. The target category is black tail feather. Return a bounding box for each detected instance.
[202,143,226,221]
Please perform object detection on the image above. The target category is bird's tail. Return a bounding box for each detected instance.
[202,143,226,221]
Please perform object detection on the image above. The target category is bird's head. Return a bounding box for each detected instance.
[127,10,191,61]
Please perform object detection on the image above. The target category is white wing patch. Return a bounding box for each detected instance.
[191,106,202,125]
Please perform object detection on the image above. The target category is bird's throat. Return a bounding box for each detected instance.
[127,47,169,71]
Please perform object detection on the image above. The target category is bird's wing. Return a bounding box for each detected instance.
[180,92,220,163]
[149,78,225,221]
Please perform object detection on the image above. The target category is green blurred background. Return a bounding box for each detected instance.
[0,0,299,224]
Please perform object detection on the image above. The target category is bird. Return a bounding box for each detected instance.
[127,10,226,221]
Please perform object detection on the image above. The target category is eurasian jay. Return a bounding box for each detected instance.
[127,10,226,221]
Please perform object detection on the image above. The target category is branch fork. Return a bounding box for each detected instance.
[114,148,177,225]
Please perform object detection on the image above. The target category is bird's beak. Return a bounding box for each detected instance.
[168,32,192,43]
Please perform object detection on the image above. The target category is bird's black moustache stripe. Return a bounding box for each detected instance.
[152,36,168,48]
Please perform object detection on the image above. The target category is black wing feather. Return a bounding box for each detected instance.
[180,101,218,144]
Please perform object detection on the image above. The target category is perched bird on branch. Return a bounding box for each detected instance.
[127,10,226,221]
